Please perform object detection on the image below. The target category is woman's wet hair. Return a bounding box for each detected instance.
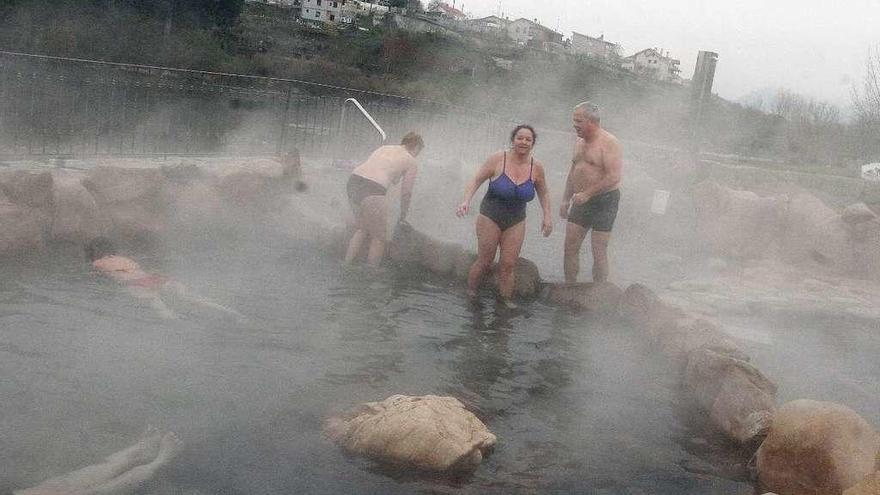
[401,131,424,152]
[85,237,116,262]
[510,124,537,145]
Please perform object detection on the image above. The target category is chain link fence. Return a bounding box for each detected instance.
[0,50,509,163]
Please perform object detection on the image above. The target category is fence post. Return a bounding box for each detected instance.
[277,82,293,155]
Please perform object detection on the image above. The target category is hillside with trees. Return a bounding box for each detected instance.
[0,0,877,167]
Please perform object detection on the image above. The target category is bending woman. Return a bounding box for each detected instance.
[456,125,552,305]
[345,132,424,266]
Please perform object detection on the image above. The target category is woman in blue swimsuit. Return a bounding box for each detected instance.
[456,125,553,305]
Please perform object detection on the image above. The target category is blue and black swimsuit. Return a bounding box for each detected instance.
[479,152,536,231]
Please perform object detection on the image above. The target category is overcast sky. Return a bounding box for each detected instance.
[456,0,879,110]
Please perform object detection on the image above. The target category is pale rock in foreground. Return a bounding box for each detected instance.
[325,394,496,472]
[757,399,880,495]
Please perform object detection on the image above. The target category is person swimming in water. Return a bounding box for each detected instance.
[456,125,553,307]
[85,237,240,319]
[344,132,424,267]
[14,426,183,495]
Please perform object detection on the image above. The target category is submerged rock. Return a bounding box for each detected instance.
[0,169,54,208]
[757,399,880,495]
[542,281,622,313]
[325,394,496,473]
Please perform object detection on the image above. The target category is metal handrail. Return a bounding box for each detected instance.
[340,97,386,143]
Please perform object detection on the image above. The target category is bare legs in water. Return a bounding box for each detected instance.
[466,215,526,308]
[15,427,184,495]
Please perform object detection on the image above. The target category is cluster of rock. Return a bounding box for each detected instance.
[0,159,300,255]
[692,180,880,279]
[4,162,878,491]
[328,228,879,494]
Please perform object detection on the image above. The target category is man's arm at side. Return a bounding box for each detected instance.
[559,141,580,218]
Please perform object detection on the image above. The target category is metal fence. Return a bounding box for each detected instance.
[0,50,508,162]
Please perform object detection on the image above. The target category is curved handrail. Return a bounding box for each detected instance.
[340,97,386,142]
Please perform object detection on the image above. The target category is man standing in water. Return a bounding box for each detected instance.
[345,132,424,266]
[560,102,622,283]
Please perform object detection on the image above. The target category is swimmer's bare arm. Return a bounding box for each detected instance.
[572,138,622,205]
[533,162,553,237]
[399,159,418,222]
[456,152,499,217]
[559,141,580,218]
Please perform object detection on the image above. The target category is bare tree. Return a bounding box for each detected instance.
[852,45,880,124]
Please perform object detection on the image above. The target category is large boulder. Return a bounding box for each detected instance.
[0,193,49,255]
[781,192,851,269]
[83,166,164,204]
[50,174,108,242]
[684,345,777,444]
[620,284,734,362]
[389,222,430,265]
[324,394,496,473]
[163,181,225,228]
[215,158,285,210]
[849,219,880,280]
[842,203,877,225]
[83,166,166,239]
[488,256,542,298]
[543,282,622,313]
[421,239,463,277]
[691,180,787,260]
[844,470,880,495]
[452,249,477,281]
[757,399,880,495]
[0,169,53,208]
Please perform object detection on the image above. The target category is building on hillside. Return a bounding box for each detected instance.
[570,32,619,61]
[507,18,563,48]
[246,0,303,15]
[349,0,389,17]
[466,15,510,36]
[622,48,681,83]
[425,2,466,21]
[299,0,350,23]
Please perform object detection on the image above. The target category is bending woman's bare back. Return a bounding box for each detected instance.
[351,145,416,188]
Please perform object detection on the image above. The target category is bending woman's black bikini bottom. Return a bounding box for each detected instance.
[346,174,387,209]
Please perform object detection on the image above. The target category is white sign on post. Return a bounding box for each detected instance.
[862,163,880,181]
[651,189,670,215]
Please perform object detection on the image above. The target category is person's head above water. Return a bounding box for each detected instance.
[401,131,424,157]
[573,101,601,140]
[509,124,537,154]
[85,237,117,262]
